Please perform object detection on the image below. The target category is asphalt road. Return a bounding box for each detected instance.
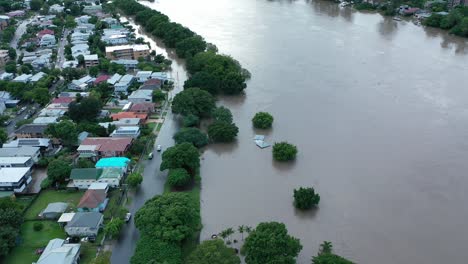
[10,18,31,53]
[55,29,69,69]
[110,111,179,264]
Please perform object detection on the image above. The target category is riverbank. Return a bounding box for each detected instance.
[111,0,248,262]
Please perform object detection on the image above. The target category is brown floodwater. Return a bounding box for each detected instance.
[142,0,468,263]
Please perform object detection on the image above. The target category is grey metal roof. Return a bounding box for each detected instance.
[0,147,40,157]
[67,212,103,228]
[43,202,68,214]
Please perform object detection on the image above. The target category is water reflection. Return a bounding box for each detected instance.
[308,0,354,21]
[208,141,240,155]
[272,158,297,171]
[294,206,320,220]
[377,17,398,40]
[423,25,468,54]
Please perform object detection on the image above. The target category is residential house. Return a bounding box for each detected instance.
[0,167,32,193]
[83,5,103,15]
[0,91,18,107]
[34,238,80,264]
[6,10,25,18]
[151,71,170,81]
[105,44,150,60]
[0,157,34,168]
[78,137,133,158]
[40,34,57,47]
[0,50,9,67]
[52,97,74,105]
[78,131,89,145]
[77,190,108,212]
[71,43,90,57]
[111,59,138,70]
[129,102,155,114]
[39,108,66,117]
[59,92,89,98]
[110,126,140,138]
[102,17,118,25]
[3,138,52,152]
[63,60,79,68]
[75,23,95,33]
[30,72,47,83]
[33,116,59,125]
[75,15,91,24]
[0,147,41,163]
[110,112,148,121]
[112,118,141,127]
[107,73,122,86]
[15,124,48,138]
[88,182,109,192]
[140,79,161,90]
[94,75,110,85]
[71,32,91,44]
[95,157,130,172]
[0,15,9,30]
[114,74,134,94]
[13,74,32,83]
[40,202,68,219]
[65,212,104,237]
[84,54,99,68]
[97,168,122,187]
[70,168,103,189]
[135,71,152,83]
[37,29,54,39]
[69,75,95,90]
[102,34,128,45]
[0,72,14,81]
[49,4,65,13]
[128,89,152,103]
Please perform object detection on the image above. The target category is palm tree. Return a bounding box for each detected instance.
[245,225,252,235]
[219,229,229,242]
[225,227,234,243]
[238,225,245,241]
[319,241,333,254]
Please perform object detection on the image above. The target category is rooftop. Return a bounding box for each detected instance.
[105,44,150,53]
[99,168,122,179]
[77,191,107,209]
[128,89,152,99]
[81,137,132,152]
[70,168,103,180]
[15,124,48,134]
[110,112,148,120]
[67,211,103,227]
[57,212,75,223]
[36,238,80,264]
[0,156,31,164]
[0,167,30,183]
[0,147,40,157]
[84,54,98,61]
[95,157,130,168]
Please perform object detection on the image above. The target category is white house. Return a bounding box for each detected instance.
[97,168,122,187]
[71,43,90,57]
[110,126,140,138]
[111,59,138,70]
[128,89,152,103]
[0,147,41,163]
[49,4,65,13]
[69,75,95,91]
[65,212,104,237]
[30,72,46,83]
[0,157,34,168]
[114,74,134,94]
[13,74,32,83]
[40,34,56,47]
[35,238,80,264]
[102,34,128,45]
[107,73,122,86]
[135,71,152,83]
[0,167,32,193]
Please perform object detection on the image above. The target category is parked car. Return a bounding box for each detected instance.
[125,213,132,223]
[65,237,80,243]
[2,120,11,126]
[17,107,27,115]
[157,145,162,152]
[148,152,153,160]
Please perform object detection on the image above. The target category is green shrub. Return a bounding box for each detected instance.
[293,187,320,210]
[252,112,274,129]
[33,222,43,231]
[272,142,297,161]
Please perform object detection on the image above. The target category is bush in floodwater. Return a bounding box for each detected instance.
[272,142,297,161]
[252,112,273,129]
[293,187,320,210]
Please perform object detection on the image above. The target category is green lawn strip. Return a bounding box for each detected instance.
[79,243,98,264]
[16,195,36,212]
[24,190,84,220]
[4,221,66,264]
[147,122,156,131]
[103,189,124,220]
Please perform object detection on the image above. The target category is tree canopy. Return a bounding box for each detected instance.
[130,237,182,264]
[167,168,191,188]
[104,218,124,239]
[187,239,240,264]
[212,106,233,123]
[134,192,200,242]
[207,121,239,143]
[242,222,302,264]
[68,96,102,123]
[127,172,143,188]
[171,88,215,118]
[47,158,72,183]
[252,112,274,129]
[0,128,7,146]
[0,198,23,257]
[272,142,298,161]
[173,127,208,148]
[45,120,79,147]
[293,187,320,210]
[312,241,355,264]
[160,143,200,174]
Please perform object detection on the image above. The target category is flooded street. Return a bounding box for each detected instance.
[142,0,468,263]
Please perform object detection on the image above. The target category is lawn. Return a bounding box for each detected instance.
[4,221,66,264]
[80,243,98,264]
[24,190,84,220]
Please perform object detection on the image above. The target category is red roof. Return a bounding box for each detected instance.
[110,112,148,121]
[52,97,74,104]
[37,29,54,38]
[144,79,161,85]
[94,75,110,84]
[78,189,107,209]
[130,103,155,112]
[81,137,133,152]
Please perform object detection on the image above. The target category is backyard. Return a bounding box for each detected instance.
[24,190,84,220]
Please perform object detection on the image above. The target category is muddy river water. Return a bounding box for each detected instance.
[141,0,468,263]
